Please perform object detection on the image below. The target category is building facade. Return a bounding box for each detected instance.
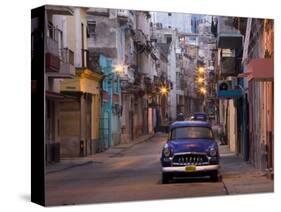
[44,6,75,163]
[59,7,103,158]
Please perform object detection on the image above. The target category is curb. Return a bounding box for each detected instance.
[46,133,156,174]
[46,161,93,175]
[108,133,155,157]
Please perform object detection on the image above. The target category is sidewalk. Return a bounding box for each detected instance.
[219,145,274,195]
[46,133,155,174]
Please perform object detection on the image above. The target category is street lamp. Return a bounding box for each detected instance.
[199,87,207,95]
[198,67,205,74]
[197,77,204,84]
[113,64,126,75]
[160,85,169,96]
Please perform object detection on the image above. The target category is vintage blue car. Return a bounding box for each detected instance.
[160,121,220,183]
[190,112,208,121]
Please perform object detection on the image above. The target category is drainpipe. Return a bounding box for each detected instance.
[108,73,113,147]
[237,83,250,161]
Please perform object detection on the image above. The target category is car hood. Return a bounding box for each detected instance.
[169,139,216,153]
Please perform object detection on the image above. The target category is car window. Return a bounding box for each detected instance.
[195,115,206,120]
[171,127,213,140]
[194,114,207,120]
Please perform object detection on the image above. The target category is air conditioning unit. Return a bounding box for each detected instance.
[217,78,242,99]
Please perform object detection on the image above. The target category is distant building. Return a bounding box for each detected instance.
[151,12,191,33]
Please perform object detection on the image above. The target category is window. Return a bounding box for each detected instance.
[171,127,213,140]
[166,35,172,44]
[168,13,172,16]
[48,21,55,40]
[221,49,235,57]
[87,21,96,38]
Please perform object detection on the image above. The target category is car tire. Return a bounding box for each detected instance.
[210,170,219,182]
[162,173,172,184]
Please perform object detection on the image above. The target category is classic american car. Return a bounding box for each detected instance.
[190,112,208,121]
[160,121,220,183]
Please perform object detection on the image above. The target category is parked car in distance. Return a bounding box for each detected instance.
[176,113,185,121]
[190,112,208,122]
[160,121,220,183]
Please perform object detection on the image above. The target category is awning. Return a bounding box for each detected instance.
[217,90,243,99]
[46,91,77,100]
[238,72,252,78]
[217,33,243,49]
[246,58,273,81]
[46,91,64,99]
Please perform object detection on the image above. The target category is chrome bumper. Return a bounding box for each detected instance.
[162,165,220,173]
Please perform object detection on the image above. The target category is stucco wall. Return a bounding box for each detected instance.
[228,99,237,153]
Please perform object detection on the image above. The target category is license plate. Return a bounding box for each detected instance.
[185,166,196,172]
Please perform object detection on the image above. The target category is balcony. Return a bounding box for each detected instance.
[117,10,134,26]
[46,36,59,56]
[132,29,147,46]
[217,17,243,49]
[220,49,241,77]
[46,37,60,72]
[60,48,75,77]
[46,47,75,78]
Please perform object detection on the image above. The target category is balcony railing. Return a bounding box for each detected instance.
[60,48,75,76]
[62,48,74,65]
[117,10,134,26]
[46,36,59,56]
[46,47,75,77]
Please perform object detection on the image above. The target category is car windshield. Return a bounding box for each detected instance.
[171,126,213,140]
[194,115,206,120]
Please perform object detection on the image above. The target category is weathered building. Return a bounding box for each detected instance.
[151,25,179,121]
[59,7,103,158]
[216,16,244,153]
[87,9,157,145]
[239,18,274,177]
[151,12,191,33]
[87,8,124,147]
[44,6,75,162]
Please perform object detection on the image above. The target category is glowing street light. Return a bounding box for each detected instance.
[160,86,169,96]
[198,67,205,74]
[199,87,207,95]
[113,65,126,75]
[197,77,204,84]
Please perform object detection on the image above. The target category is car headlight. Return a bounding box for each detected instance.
[163,146,172,157]
[209,147,217,157]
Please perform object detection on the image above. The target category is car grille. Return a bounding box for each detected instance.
[172,154,209,166]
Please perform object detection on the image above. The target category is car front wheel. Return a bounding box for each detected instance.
[210,170,220,182]
[162,173,173,184]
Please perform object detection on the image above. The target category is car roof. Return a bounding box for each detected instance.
[193,112,207,116]
[170,120,211,129]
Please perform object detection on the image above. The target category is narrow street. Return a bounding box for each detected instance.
[30,6,275,207]
[45,133,273,206]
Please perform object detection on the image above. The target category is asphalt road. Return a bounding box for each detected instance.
[45,134,227,206]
